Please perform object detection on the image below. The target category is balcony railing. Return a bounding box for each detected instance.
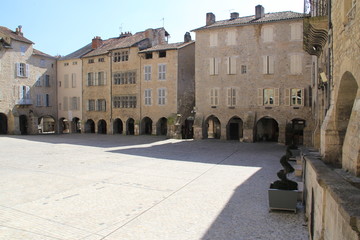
[16,99,32,105]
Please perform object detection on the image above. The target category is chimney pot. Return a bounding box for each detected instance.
[230,12,239,20]
[255,5,265,19]
[206,12,216,26]
[184,32,192,42]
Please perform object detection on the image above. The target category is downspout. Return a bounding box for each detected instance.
[139,50,142,135]
[109,51,113,134]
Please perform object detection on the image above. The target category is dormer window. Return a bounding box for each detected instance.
[159,51,166,58]
[145,53,153,59]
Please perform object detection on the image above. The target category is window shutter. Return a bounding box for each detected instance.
[19,86,24,100]
[104,72,107,85]
[269,56,274,74]
[77,97,80,110]
[210,89,214,105]
[257,88,263,106]
[214,58,219,75]
[25,64,29,77]
[227,88,232,106]
[262,56,267,74]
[25,86,30,99]
[226,57,230,75]
[230,57,236,74]
[301,88,305,106]
[232,88,236,106]
[285,88,290,106]
[16,63,20,77]
[209,58,214,75]
[86,100,89,111]
[94,72,98,86]
[274,88,279,106]
[214,89,219,105]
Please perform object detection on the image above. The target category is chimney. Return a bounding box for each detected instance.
[255,5,265,19]
[206,12,216,26]
[119,32,132,38]
[92,36,103,49]
[184,32,192,42]
[230,12,239,20]
[16,25,23,36]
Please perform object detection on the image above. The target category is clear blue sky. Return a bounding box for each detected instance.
[0,0,304,56]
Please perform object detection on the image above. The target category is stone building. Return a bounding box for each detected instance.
[303,0,360,239]
[57,43,92,133]
[0,26,57,135]
[192,5,313,145]
[138,36,195,138]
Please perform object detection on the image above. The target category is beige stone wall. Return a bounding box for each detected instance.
[194,19,313,144]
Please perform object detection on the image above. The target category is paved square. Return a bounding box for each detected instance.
[0,135,308,240]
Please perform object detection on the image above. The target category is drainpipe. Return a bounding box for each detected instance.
[109,51,113,134]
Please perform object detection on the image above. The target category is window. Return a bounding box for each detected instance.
[18,86,30,104]
[290,23,302,40]
[36,94,42,106]
[44,94,50,107]
[71,73,76,88]
[98,58,105,62]
[145,53,153,59]
[72,61,77,65]
[158,88,166,105]
[227,56,237,75]
[113,51,129,62]
[20,46,26,56]
[226,30,236,46]
[98,72,106,86]
[64,62,69,66]
[285,88,304,106]
[63,97,68,111]
[88,59,94,64]
[210,32,218,47]
[64,74,69,88]
[97,99,106,111]
[87,72,95,86]
[241,65,247,74]
[159,51,166,58]
[144,89,152,106]
[113,96,137,108]
[114,71,136,85]
[263,26,274,42]
[290,54,302,74]
[257,88,279,106]
[158,64,166,80]
[40,59,45,68]
[59,81,62,87]
[210,88,219,106]
[45,75,50,87]
[70,97,80,110]
[35,75,42,87]
[16,63,29,77]
[144,65,152,81]
[262,56,274,74]
[87,99,95,111]
[209,58,219,75]
[227,88,236,107]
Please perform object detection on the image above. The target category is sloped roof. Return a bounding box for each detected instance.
[59,43,93,60]
[33,48,56,59]
[0,26,33,44]
[192,11,305,31]
[139,41,195,53]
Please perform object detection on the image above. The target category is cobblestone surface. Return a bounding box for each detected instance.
[0,135,309,240]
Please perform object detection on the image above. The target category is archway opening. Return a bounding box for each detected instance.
[141,117,153,135]
[85,119,95,133]
[0,113,8,134]
[127,118,135,135]
[59,118,70,134]
[38,116,55,134]
[182,118,194,139]
[72,117,81,133]
[256,117,279,142]
[156,117,167,136]
[204,115,221,139]
[19,115,27,135]
[98,120,107,134]
[286,118,306,146]
[227,117,243,140]
[113,118,123,134]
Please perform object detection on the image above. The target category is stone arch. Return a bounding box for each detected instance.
[71,117,81,133]
[0,113,8,134]
[59,118,70,134]
[336,71,359,175]
[85,119,95,133]
[98,119,107,134]
[38,116,55,134]
[156,117,167,136]
[126,118,135,135]
[141,117,153,135]
[226,116,243,140]
[286,118,306,146]
[113,118,123,134]
[255,116,279,142]
[204,115,221,139]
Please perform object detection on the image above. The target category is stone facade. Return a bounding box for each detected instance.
[0,26,57,135]
[192,6,313,145]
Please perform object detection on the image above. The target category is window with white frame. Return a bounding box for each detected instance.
[71,73,76,88]
[227,88,236,107]
[87,72,95,86]
[87,99,95,111]
[20,46,26,56]
[285,88,304,106]
[144,65,152,81]
[226,30,236,45]
[210,32,218,47]
[290,54,302,74]
[209,58,219,75]
[18,86,30,104]
[257,88,279,106]
[263,26,274,42]
[262,56,274,74]
[113,51,129,62]
[210,88,219,106]
[158,64,166,80]
[97,72,106,86]
[16,63,29,77]
[263,88,274,105]
[227,56,237,75]
[97,99,106,111]
[144,89,152,106]
[290,23,302,41]
[158,88,166,105]
[113,96,136,108]
[44,75,50,87]
[114,71,136,84]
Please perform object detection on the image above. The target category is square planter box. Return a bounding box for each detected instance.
[268,189,298,213]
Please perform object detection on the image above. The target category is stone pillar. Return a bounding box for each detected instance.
[243,128,254,142]
[278,123,286,144]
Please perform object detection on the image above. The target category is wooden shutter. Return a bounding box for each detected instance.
[104,72,107,85]
[226,57,230,75]
[257,88,263,106]
[285,88,290,106]
[227,88,232,106]
[94,72,98,86]
[209,58,214,75]
[262,56,267,74]
[19,86,24,100]
[268,56,274,74]
[210,89,214,105]
[214,58,219,75]
[25,64,29,77]
[16,63,20,77]
[274,88,279,106]
[301,88,305,106]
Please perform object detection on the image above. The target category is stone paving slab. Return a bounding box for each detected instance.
[0,135,308,240]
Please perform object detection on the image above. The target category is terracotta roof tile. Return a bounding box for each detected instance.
[0,26,34,44]
[33,48,56,59]
[139,41,195,53]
